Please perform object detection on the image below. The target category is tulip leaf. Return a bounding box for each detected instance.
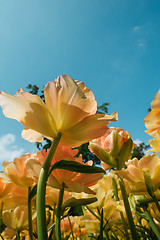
[62,197,97,212]
[98,208,104,240]
[29,185,37,199]
[68,206,84,216]
[49,160,105,176]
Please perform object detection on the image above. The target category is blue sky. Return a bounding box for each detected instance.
[0,0,160,170]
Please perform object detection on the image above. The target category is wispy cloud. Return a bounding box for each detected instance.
[132,26,146,48]
[133,26,141,32]
[138,42,145,48]
[0,134,24,164]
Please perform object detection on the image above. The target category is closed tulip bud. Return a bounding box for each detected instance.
[89,127,134,170]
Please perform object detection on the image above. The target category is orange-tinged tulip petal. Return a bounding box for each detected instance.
[0,176,13,199]
[144,89,160,138]
[0,75,118,147]
[151,89,160,110]
[89,126,133,169]
[26,145,104,194]
[148,137,160,152]
[2,153,36,188]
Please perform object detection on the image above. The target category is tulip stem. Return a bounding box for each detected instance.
[28,187,33,240]
[37,132,61,240]
[55,182,65,240]
[118,176,139,240]
[16,230,20,240]
[86,206,101,221]
[152,194,160,213]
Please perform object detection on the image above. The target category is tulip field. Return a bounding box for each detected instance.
[0,75,160,240]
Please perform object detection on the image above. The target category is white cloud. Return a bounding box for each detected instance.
[0,134,24,164]
[138,42,145,47]
[133,26,141,32]
[134,139,142,146]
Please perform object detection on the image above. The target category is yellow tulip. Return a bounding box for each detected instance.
[148,137,160,152]
[2,205,36,232]
[2,153,36,188]
[117,153,160,195]
[0,75,117,147]
[144,89,160,138]
[89,127,134,169]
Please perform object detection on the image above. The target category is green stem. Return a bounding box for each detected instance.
[0,202,3,233]
[143,205,160,240]
[99,208,103,240]
[55,182,65,240]
[119,211,130,240]
[28,187,33,240]
[153,194,160,213]
[112,179,130,240]
[118,177,139,240]
[86,206,101,221]
[37,132,61,240]
[68,216,75,240]
[16,230,20,240]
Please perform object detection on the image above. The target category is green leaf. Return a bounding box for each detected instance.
[68,205,84,216]
[97,208,104,240]
[29,185,37,199]
[49,160,105,177]
[62,197,97,212]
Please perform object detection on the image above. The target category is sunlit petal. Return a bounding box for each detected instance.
[0,90,57,139]
[21,128,44,142]
[44,75,97,131]
[61,113,118,147]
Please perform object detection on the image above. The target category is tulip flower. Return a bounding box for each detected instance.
[2,153,36,188]
[89,127,134,170]
[144,89,160,138]
[117,153,160,195]
[0,175,13,199]
[2,205,36,233]
[0,75,117,147]
[148,137,160,152]
[26,145,104,194]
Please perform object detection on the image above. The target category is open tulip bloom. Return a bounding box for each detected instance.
[0,75,117,147]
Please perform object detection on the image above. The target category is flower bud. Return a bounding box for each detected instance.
[89,127,134,170]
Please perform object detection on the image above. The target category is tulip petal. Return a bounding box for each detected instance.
[144,110,160,137]
[21,128,44,142]
[44,75,97,131]
[151,89,160,110]
[61,112,118,147]
[0,90,57,139]
[148,138,160,152]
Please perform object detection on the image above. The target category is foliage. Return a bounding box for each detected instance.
[132,142,150,160]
